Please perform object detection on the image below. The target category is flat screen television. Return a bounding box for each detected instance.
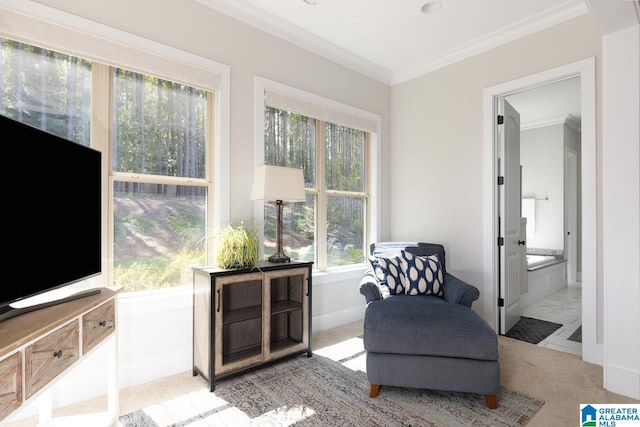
[0,114,102,322]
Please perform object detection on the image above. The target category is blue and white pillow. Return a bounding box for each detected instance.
[368,255,405,295]
[399,250,444,297]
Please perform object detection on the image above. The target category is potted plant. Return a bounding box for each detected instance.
[214,223,260,269]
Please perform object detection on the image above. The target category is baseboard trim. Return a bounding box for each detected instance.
[605,364,640,400]
[312,305,365,333]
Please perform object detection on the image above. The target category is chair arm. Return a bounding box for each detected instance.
[359,271,385,303]
[442,273,480,308]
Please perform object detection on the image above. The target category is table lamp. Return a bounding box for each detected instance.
[251,165,306,263]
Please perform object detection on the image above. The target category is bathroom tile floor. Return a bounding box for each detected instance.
[520,283,582,356]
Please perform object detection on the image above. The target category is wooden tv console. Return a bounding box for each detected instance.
[0,287,120,425]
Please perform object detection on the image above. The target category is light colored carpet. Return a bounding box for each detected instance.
[6,320,638,427]
[119,352,543,426]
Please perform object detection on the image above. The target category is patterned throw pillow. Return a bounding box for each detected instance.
[368,255,406,295]
[399,250,444,297]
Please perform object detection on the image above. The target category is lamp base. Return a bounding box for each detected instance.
[268,253,291,263]
[269,199,290,263]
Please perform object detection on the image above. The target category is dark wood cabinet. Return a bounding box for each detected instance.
[192,261,312,390]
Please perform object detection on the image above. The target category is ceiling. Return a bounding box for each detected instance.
[506,77,582,130]
[195,0,589,85]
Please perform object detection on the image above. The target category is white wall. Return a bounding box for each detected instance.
[390,14,602,321]
[521,124,565,250]
[602,23,640,399]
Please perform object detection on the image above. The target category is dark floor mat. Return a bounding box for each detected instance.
[505,316,563,345]
[567,325,582,343]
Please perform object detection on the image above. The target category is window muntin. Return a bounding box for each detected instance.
[263,106,368,269]
[0,37,92,145]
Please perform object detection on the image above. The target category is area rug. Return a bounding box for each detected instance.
[120,354,544,426]
[505,316,563,345]
[567,325,582,343]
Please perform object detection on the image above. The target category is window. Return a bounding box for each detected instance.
[258,81,380,271]
[111,68,211,291]
[0,38,92,144]
[1,32,227,293]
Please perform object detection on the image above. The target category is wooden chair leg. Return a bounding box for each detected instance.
[485,394,497,409]
[369,384,380,397]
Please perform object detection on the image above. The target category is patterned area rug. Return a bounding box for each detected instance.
[505,316,563,345]
[120,351,543,426]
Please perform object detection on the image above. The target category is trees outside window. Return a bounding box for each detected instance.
[111,69,210,291]
[263,106,368,269]
[1,37,215,292]
[0,38,91,144]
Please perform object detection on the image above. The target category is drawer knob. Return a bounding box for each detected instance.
[53,350,63,358]
[99,320,107,327]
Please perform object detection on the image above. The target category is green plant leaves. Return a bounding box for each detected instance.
[215,224,259,269]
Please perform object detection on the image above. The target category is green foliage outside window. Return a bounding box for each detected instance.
[263,105,367,268]
[2,37,212,293]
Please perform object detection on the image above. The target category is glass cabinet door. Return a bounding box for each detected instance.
[264,267,309,359]
[214,272,264,375]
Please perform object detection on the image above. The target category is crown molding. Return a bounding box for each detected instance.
[196,0,588,87]
[391,1,589,84]
[520,114,582,132]
[194,0,392,85]
[7,0,590,87]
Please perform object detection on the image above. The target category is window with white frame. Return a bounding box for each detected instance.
[1,33,224,292]
[258,82,379,271]
[110,67,211,292]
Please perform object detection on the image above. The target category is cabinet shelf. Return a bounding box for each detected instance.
[270,300,302,316]
[271,337,302,352]
[223,304,262,325]
[224,344,262,364]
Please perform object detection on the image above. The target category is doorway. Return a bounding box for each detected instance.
[482,57,601,364]
[502,76,582,354]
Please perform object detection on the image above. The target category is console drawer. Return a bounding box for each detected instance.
[83,299,115,354]
[0,352,22,420]
[25,320,79,399]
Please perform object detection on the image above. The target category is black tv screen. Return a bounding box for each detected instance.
[0,114,101,319]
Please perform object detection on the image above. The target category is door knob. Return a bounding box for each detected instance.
[518,240,526,245]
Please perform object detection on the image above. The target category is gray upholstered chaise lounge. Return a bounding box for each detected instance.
[360,242,500,409]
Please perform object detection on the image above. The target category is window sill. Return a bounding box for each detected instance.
[312,265,369,285]
[116,264,370,302]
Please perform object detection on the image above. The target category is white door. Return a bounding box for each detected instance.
[498,98,522,334]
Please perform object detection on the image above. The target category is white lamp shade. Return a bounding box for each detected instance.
[251,165,306,202]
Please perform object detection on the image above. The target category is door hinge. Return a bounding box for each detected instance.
[497,115,504,125]
[498,298,505,307]
[498,237,504,246]
[498,176,504,185]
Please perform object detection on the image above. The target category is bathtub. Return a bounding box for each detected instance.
[526,254,559,270]
[521,254,567,308]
